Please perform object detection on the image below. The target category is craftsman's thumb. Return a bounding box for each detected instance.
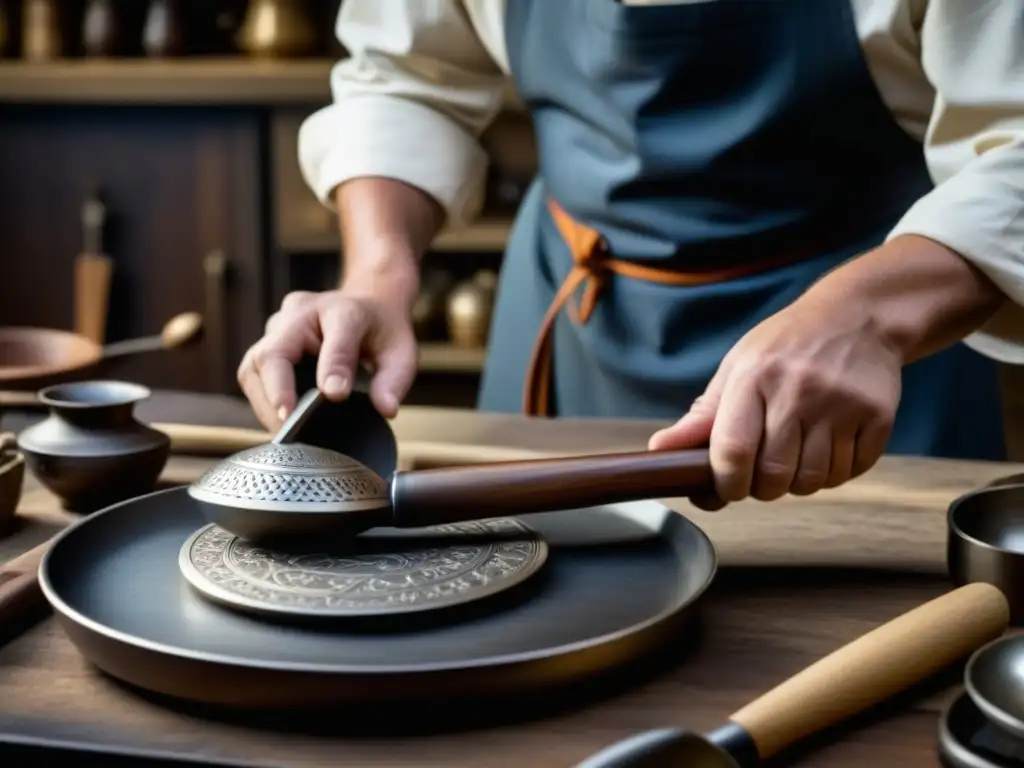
[647,391,720,451]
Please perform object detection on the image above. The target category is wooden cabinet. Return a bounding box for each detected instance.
[0,60,535,406]
[0,104,266,393]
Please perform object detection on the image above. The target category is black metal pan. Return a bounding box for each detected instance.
[38,486,716,709]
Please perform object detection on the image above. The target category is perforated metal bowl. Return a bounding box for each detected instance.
[188,442,392,543]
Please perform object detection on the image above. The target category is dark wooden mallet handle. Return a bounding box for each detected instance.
[390,448,712,528]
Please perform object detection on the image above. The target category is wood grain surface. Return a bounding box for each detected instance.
[1,391,1022,768]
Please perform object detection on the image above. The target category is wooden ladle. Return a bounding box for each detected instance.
[101,311,203,359]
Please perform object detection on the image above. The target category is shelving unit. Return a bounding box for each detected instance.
[279,219,513,256]
[0,54,529,404]
[0,58,336,103]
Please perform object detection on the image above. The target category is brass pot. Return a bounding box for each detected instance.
[22,0,62,61]
[237,0,316,59]
[445,270,498,349]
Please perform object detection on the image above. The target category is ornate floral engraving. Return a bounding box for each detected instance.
[181,518,548,617]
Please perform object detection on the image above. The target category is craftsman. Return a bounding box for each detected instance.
[238,0,1024,509]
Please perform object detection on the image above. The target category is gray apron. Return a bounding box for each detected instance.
[477,0,1005,460]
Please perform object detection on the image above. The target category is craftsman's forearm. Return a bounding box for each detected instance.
[334,177,444,302]
[801,234,1005,364]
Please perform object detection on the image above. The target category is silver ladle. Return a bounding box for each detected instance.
[187,389,715,544]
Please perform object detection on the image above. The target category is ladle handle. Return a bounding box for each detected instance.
[727,582,1008,761]
[389,448,712,528]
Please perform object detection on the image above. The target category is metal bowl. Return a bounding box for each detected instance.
[948,484,1024,624]
[187,441,391,543]
[0,327,102,390]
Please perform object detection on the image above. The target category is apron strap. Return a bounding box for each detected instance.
[523,197,813,417]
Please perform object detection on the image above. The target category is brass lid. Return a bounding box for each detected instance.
[187,443,389,514]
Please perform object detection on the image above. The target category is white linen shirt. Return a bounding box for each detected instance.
[298,0,1024,362]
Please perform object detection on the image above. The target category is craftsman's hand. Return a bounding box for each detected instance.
[237,279,418,431]
[648,295,903,510]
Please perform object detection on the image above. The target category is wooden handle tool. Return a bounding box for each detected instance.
[729,581,1009,759]
[0,539,52,628]
[578,582,1009,767]
[74,252,113,346]
[148,422,554,465]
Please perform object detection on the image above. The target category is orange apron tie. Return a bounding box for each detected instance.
[523,198,812,417]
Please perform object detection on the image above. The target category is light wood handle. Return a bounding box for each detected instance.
[203,251,229,392]
[74,252,113,345]
[152,421,557,465]
[0,391,41,409]
[397,441,548,469]
[153,423,267,455]
[729,582,1009,759]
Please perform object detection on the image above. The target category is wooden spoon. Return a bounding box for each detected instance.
[101,311,203,359]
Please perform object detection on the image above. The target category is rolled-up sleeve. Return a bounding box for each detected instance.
[885,0,1024,363]
[298,0,508,229]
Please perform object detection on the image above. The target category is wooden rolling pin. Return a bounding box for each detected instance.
[150,422,548,466]
[0,391,42,409]
[578,582,1010,767]
[0,408,546,464]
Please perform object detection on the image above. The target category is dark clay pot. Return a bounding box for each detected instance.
[17,380,170,513]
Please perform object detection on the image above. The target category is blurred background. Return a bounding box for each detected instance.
[0,0,534,411]
[1,0,1022,457]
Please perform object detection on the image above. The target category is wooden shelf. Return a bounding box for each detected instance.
[281,218,513,254]
[0,58,335,105]
[0,59,525,108]
[419,343,486,373]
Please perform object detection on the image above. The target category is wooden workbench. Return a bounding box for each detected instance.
[0,391,1017,767]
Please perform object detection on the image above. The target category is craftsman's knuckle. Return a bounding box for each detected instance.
[792,365,836,399]
[280,290,314,312]
[323,297,368,328]
[858,393,895,423]
[251,343,281,369]
[715,437,755,470]
[792,469,829,494]
[751,355,786,386]
[758,458,794,480]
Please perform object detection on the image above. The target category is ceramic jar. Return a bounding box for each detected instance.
[17,380,170,513]
[142,0,184,58]
[82,0,119,57]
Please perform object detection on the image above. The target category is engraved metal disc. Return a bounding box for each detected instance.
[187,442,389,514]
[178,518,549,619]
